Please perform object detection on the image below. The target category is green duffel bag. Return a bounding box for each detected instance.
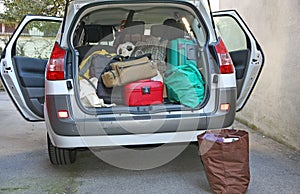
[164,63,205,108]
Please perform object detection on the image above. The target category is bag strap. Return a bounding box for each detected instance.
[111,53,151,62]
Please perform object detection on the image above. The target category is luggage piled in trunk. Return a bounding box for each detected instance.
[79,37,205,108]
[164,38,205,108]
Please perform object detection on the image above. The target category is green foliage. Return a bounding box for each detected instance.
[0,0,66,25]
[27,21,61,37]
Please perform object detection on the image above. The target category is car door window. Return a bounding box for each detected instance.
[214,16,247,52]
[15,20,60,59]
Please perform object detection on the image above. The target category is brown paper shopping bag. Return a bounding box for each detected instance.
[197,129,250,194]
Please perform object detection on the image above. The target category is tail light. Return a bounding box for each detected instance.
[46,42,66,80]
[215,38,234,74]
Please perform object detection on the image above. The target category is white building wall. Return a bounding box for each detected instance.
[220,0,300,150]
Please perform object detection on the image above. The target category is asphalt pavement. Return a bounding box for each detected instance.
[0,91,299,194]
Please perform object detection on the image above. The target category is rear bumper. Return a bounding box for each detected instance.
[47,128,206,148]
[45,95,209,136]
[45,87,236,148]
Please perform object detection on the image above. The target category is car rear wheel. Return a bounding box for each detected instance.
[47,134,77,165]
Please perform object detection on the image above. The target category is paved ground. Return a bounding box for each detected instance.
[0,91,299,194]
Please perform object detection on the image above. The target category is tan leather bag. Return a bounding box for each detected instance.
[101,70,119,88]
[197,129,250,194]
[110,56,158,86]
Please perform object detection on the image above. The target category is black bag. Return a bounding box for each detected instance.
[95,55,128,104]
[96,54,152,104]
[96,79,124,104]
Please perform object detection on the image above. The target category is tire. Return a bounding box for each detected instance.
[47,134,77,165]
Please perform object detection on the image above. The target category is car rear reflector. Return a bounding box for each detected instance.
[58,110,69,119]
[220,103,230,112]
[215,38,235,74]
[46,42,66,80]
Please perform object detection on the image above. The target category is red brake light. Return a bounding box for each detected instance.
[215,38,234,74]
[46,42,66,80]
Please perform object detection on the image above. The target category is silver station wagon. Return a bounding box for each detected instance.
[0,0,264,165]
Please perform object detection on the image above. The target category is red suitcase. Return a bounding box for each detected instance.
[124,80,163,106]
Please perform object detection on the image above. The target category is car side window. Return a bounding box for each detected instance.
[15,20,60,59]
[214,16,247,52]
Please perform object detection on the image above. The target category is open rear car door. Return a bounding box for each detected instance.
[0,15,62,121]
[212,10,264,111]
